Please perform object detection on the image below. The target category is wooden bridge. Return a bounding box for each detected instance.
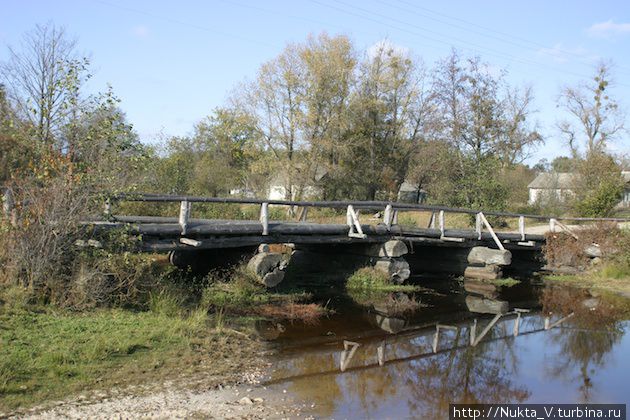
[85,193,628,285]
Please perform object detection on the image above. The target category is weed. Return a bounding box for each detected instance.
[489,277,521,287]
[346,267,418,292]
[149,290,184,317]
[600,262,630,280]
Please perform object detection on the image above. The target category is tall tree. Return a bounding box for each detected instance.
[1,23,88,146]
[557,63,626,156]
[346,41,428,200]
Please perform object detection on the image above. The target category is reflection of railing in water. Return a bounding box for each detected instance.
[264,310,575,384]
[341,310,575,372]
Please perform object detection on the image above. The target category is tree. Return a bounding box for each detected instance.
[1,23,89,146]
[345,41,429,200]
[557,63,626,156]
[299,34,356,199]
[572,152,624,217]
[497,86,543,166]
[190,108,261,196]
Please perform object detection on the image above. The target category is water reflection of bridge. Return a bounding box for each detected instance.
[265,309,574,384]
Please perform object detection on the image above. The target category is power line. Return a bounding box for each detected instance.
[385,0,630,75]
[309,0,630,88]
[90,0,278,49]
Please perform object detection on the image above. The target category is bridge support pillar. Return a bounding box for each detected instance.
[464,247,512,280]
[247,251,289,288]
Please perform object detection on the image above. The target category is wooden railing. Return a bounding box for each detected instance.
[101,193,630,250]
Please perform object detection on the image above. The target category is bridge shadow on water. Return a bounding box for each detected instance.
[255,274,630,419]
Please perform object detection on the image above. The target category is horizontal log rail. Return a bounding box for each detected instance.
[108,192,630,223]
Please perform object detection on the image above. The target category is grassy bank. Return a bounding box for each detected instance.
[0,260,332,413]
[544,225,630,296]
[0,286,262,413]
[544,255,630,296]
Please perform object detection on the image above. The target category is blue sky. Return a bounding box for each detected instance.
[1,0,629,163]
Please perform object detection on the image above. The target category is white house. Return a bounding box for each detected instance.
[528,171,630,207]
[527,173,577,205]
[397,180,427,204]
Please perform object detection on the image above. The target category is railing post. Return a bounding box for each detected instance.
[347,205,366,238]
[428,212,436,229]
[478,212,505,251]
[549,218,556,233]
[475,212,482,240]
[384,204,393,229]
[179,200,191,235]
[260,202,269,235]
[104,197,112,217]
[392,210,398,225]
[519,216,525,241]
[439,210,445,237]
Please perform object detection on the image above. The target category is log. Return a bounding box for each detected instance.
[143,234,389,252]
[467,247,512,266]
[374,257,410,284]
[464,265,503,280]
[247,252,288,287]
[89,220,546,243]
[364,240,409,258]
[465,295,509,314]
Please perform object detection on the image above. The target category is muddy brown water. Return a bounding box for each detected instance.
[258,277,630,419]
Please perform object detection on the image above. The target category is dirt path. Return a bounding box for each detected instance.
[10,383,314,419]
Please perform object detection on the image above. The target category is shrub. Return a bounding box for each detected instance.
[347,267,391,290]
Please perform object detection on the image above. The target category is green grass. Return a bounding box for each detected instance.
[0,286,257,413]
[600,261,630,280]
[489,277,521,287]
[346,267,418,292]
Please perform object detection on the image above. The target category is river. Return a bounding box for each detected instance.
[257,278,630,419]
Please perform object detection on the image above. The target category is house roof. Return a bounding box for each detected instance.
[527,173,578,189]
[399,180,427,193]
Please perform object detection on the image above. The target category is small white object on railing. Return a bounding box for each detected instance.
[260,202,269,236]
[439,210,445,237]
[478,212,505,251]
[384,204,393,229]
[179,200,191,235]
[347,205,366,238]
[519,216,525,241]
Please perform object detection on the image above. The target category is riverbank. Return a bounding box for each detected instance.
[0,287,270,415]
[544,272,630,298]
